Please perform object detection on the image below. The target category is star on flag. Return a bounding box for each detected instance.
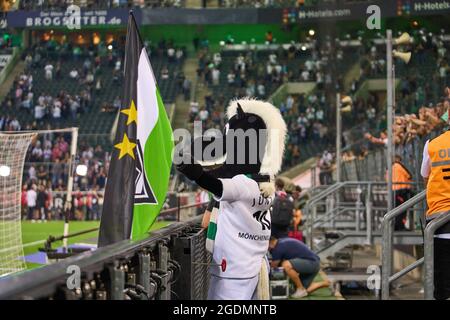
[114,133,136,160]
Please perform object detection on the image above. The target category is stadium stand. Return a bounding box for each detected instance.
[17,0,186,10]
[0,39,186,222]
[1,0,450,300]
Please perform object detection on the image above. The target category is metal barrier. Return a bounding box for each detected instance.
[423,211,450,300]
[380,190,426,300]
[0,216,209,300]
[304,181,421,264]
[381,190,450,300]
[304,181,392,250]
[340,130,440,186]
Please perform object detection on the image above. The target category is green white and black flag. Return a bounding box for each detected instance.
[98,12,174,247]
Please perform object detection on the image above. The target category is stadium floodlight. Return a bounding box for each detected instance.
[336,94,353,183]
[0,165,10,177]
[76,164,88,176]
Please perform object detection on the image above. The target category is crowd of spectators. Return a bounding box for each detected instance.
[364,102,447,149]
[0,41,126,131]
[21,133,109,221]
[18,0,184,11]
[218,0,327,8]
[191,39,343,169]
[3,38,187,221]
[356,30,449,117]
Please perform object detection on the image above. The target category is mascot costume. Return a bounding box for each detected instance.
[177,98,287,300]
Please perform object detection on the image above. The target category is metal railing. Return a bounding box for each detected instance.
[0,216,209,300]
[380,190,426,300]
[381,190,450,300]
[304,181,419,252]
[423,211,450,299]
[304,181,384,250]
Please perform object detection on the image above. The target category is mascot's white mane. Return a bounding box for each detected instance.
[227,98,287,177]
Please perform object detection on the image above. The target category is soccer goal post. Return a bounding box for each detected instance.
[0,127,78,277]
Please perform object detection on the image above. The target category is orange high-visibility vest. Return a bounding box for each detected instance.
[426,131,450,217]
[392,162,412,191]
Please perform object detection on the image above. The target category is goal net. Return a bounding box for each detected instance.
[0,132,37,277]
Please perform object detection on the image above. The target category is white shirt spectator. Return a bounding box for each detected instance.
[257,84,265,96]
[69,69,79,79]
[43,147,52,161]
[439,66,447,78]
[10,118,20,130]
[44,64,54,80]
[26,189,37,207]
[190,101,199,113]
[34,105,45,119]
[286,95,294,110]
[32,146,43,160]
[266,64,273,75]
[227,72,235,85]
[305,60,314,71]
[115,60,121,71]
[212,69,220,86]
[167,48,175,58]
[199,109,209,121]
[213,53,222,66]
[301,70,310,81]
[85,73,94,84]
[316,109,324,121]
[70,100,79,113]
[28,166,36,180]
[269,53,277,64]
[38,95,45,106]
[306,107,316,121]
[274,64,282,74]
[52,105,61,119]
[297,115,308,126]
[316,72,324,84]
[176,49,183,60]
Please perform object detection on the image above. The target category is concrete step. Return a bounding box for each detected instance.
[0,60,25,101]
[172,57,198,130]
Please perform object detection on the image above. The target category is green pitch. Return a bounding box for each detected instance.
[21,220,170,270]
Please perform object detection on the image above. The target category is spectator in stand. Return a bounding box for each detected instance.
[388,155,414,230]
[167,46,175,63]
[161,66,170,80]
[318,150,333,185]
[26,184,37,221]
[69,68,79,80]
[36,184,48,222]
[365,131,388,147]
[182,78,191,101]
[270,178,294,239]
[44,63,54,80]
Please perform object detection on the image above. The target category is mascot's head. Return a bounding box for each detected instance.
[192,98,287,181]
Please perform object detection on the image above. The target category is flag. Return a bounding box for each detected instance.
[98,12,174,247]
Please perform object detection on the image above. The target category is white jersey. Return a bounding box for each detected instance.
[212,174,273,279]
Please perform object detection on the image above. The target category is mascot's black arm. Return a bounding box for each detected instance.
[176,159,223,198]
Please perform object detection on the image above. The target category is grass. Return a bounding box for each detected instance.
[288,273,338,300]
[20,220,171,270]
